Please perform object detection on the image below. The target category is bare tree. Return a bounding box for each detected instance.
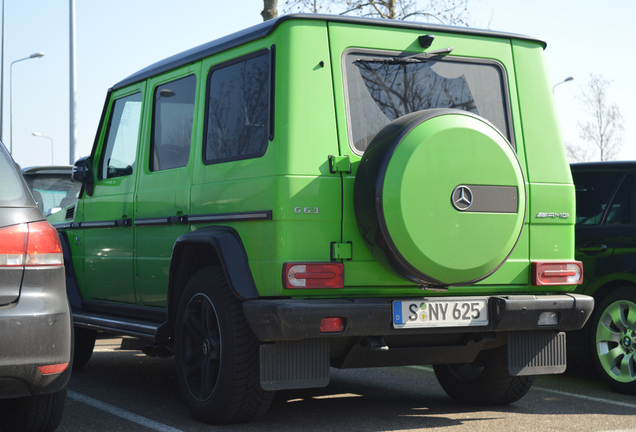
[565,142,594,163]
[576,74,624,161]
[262,0,278,20]
[283,0,471,25]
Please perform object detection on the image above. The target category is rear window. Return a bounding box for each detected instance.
[0,144,32,207]
[344,51,511,154]
[22,173,81,215]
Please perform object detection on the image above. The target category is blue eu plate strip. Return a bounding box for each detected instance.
[393,301,403,324]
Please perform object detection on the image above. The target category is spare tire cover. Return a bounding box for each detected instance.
[354,109,526,286]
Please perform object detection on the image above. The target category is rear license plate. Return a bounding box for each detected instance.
[393,297,489,329]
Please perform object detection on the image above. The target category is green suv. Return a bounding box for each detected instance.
[49,14,593,424]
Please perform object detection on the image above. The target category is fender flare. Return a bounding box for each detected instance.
[164,226,259,337]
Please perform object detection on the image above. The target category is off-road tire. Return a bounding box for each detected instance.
[174,266,273,424]
[433,345,535,405]
[72,327,96,370]
[590,287,636,395]
[0,388,67,432]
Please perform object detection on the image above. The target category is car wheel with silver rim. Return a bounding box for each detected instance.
[591,287,636,394]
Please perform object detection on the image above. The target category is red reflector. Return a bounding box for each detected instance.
[38,363,69,375]
[0,222,63,267]
[532,261,583,286]
[283,263,344,289]
[320,317,345,333]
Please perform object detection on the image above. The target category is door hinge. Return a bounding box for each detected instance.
[328,155,351,174]
[331,241,352,261]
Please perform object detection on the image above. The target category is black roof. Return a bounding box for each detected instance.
[113,13,546,90]
[571,161,636,172]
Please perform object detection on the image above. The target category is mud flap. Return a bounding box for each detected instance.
[508,330,566,376]
[260,338,330,391]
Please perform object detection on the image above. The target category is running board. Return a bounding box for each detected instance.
[72,311,162,340]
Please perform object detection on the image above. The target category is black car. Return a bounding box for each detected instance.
[0,141,72,431]
[570,161,636,395]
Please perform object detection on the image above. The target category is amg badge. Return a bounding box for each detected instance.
[536,212,569,219]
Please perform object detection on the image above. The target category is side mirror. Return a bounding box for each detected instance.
[72,156,94,196]
[72,156,92,183]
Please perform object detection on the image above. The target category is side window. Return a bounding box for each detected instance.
[605,174,633,225]
[204,51,270,164]
[100,92,143,179]
[151,75,196,171]
[573,171,623,225]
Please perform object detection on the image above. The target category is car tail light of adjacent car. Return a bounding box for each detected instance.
[38,363,69,375]
[532,261,583,286]
[283,263,344,289]
[0,221,63,267]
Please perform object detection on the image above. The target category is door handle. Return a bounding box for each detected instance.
[577,244,608,255]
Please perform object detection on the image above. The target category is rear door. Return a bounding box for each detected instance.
[573,170,633,289]
[134,67,199,307]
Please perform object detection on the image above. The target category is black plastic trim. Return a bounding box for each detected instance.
[169,226,260,302]
[188,210,272,224]
[78,301,166,323]
[269,44,276,141]
[243,294,594,342]
[54,218,132,230]
[134,215,189,227]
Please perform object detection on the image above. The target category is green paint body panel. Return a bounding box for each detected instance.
[56,15,580,311]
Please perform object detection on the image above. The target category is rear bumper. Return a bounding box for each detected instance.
[243,294,594,341]
[0,266,72,399]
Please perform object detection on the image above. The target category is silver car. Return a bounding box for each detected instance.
[0,142,72,432]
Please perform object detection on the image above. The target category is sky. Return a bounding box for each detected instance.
[3,0,634,168]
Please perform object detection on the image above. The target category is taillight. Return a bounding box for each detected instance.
[532,261,583,286]
[0,221,63,267]
[283,263,344,289]
[38,363,69,375]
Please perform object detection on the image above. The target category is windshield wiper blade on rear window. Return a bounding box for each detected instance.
[355,47,454,64]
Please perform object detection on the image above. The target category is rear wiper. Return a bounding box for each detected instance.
[356,47,453,64]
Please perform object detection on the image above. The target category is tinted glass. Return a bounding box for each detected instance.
[204,52,269,164]
[345,53,509,153]
[100,92,143,179]
[573,171,623,225]
[22,173,81,215]
[151,75,196,171]
[0,144,30,206]
[605,174,633,225]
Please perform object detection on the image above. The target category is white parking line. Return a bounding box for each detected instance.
[407,365,636,410]
[67,390,184,432]
[531,387,636,410]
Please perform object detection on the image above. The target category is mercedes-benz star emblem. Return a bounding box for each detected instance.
[451,185,473,211]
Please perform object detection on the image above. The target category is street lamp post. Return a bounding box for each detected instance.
[10,52,45,154]
[32,132,53,165]
[553,76,574,94]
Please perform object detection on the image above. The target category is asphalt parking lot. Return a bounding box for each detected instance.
[57,336,636,432]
